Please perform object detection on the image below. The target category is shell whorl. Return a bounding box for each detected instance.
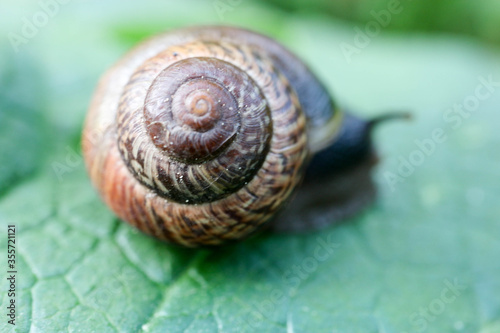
[117,47,275,204]
[83,31,312,246]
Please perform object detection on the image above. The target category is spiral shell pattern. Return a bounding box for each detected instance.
[83,28,310,246]
[117,53,274,204]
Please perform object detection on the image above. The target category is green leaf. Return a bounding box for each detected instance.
[1,1,499,332]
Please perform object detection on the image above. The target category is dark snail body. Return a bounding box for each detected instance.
[83,26,390,247]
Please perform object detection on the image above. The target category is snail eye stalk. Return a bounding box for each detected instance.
[369,111,412,128]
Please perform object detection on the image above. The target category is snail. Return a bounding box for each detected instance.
[82,26,407,247]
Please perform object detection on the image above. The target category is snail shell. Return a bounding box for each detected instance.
[83,26,380,247]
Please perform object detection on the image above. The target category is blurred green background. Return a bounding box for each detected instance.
[261,0,500,46]
[1,0,499,332]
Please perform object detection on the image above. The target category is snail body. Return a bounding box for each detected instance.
[83,26,392,247]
